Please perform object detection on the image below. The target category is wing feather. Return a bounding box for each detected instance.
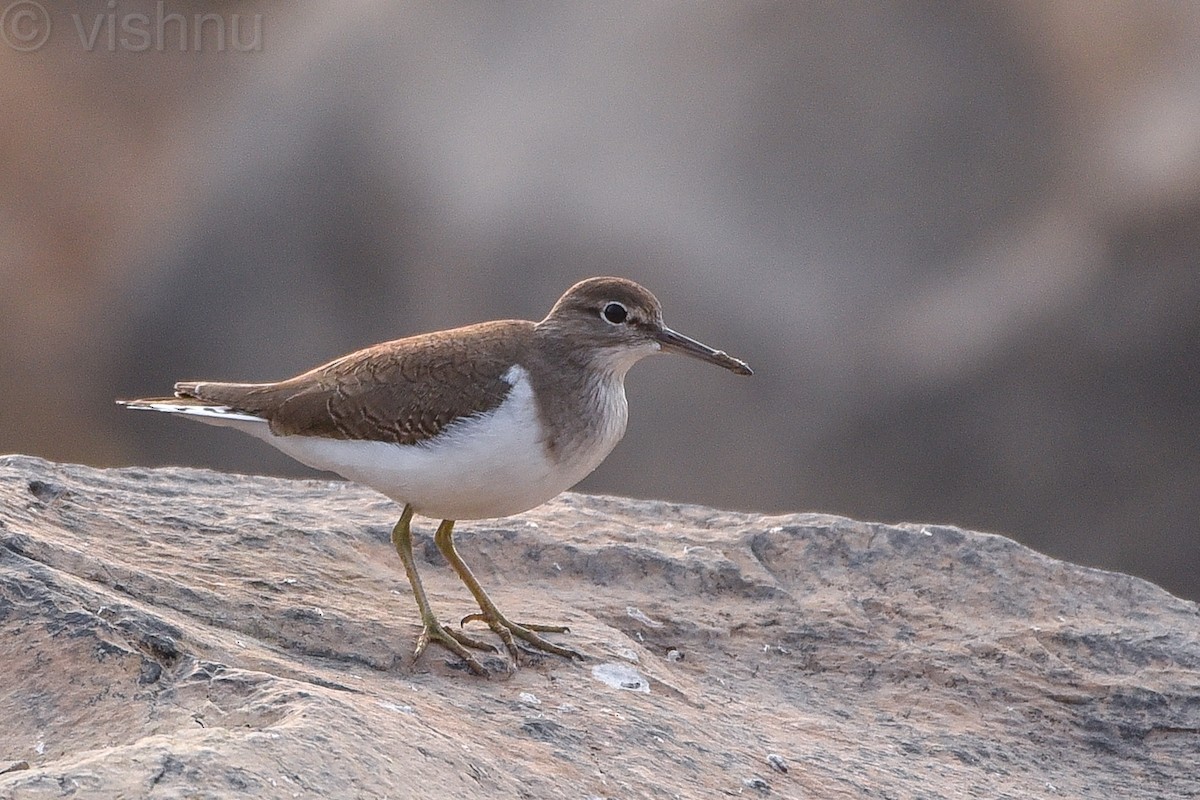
[174,320,533,445]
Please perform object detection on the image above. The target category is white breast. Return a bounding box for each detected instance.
[550,372,630,490]
[255,365,593,520]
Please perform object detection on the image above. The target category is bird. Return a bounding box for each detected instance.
[120,276,752,675]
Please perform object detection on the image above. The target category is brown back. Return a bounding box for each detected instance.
[176,320,534,445]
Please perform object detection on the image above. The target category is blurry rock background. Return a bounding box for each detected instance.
[2,2,1198,599]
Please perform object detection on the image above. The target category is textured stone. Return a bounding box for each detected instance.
[0,455,1197,798]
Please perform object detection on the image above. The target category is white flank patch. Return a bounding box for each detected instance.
[256,365,570,520]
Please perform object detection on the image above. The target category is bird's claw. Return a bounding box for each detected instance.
[413,618,499,675]
[460,611,582,662]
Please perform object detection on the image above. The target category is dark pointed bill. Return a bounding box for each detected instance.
[655,326,753,375]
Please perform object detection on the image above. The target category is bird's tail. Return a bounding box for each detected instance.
[117,384,270,429]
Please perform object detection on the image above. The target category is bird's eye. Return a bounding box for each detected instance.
[601,302,628,325]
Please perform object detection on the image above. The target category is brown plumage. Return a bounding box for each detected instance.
[173,320,533,446]
[120,276,751,676]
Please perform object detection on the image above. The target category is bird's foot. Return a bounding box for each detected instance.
[460,610,583,663]
[413,616,498,676]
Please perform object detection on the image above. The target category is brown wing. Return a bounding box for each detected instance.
[175,320,534,445]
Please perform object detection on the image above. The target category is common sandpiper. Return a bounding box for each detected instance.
[120,276,752,675]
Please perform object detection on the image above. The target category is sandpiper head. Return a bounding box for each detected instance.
[539,277,752,376]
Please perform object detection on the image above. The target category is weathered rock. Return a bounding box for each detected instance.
[0,455,1197,799]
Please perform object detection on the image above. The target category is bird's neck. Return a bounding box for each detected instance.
[527,338,634,470]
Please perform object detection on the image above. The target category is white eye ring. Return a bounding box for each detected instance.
[600,301,628,325]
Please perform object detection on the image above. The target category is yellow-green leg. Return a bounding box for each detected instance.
[390,505,494,675]
[433,519,583,663]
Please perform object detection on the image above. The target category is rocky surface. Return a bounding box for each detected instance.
[7,4,1200,603]
[0,455,1197,799]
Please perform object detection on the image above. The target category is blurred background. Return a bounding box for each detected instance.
[2,2,1198,600]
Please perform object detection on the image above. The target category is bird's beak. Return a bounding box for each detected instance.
[655,326,753,375]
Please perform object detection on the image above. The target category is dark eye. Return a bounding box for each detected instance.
[601,302,628,324]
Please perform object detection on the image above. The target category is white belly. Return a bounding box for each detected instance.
[254,365,623,520]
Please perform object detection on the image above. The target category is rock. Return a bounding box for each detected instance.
[0,455,1197,798]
